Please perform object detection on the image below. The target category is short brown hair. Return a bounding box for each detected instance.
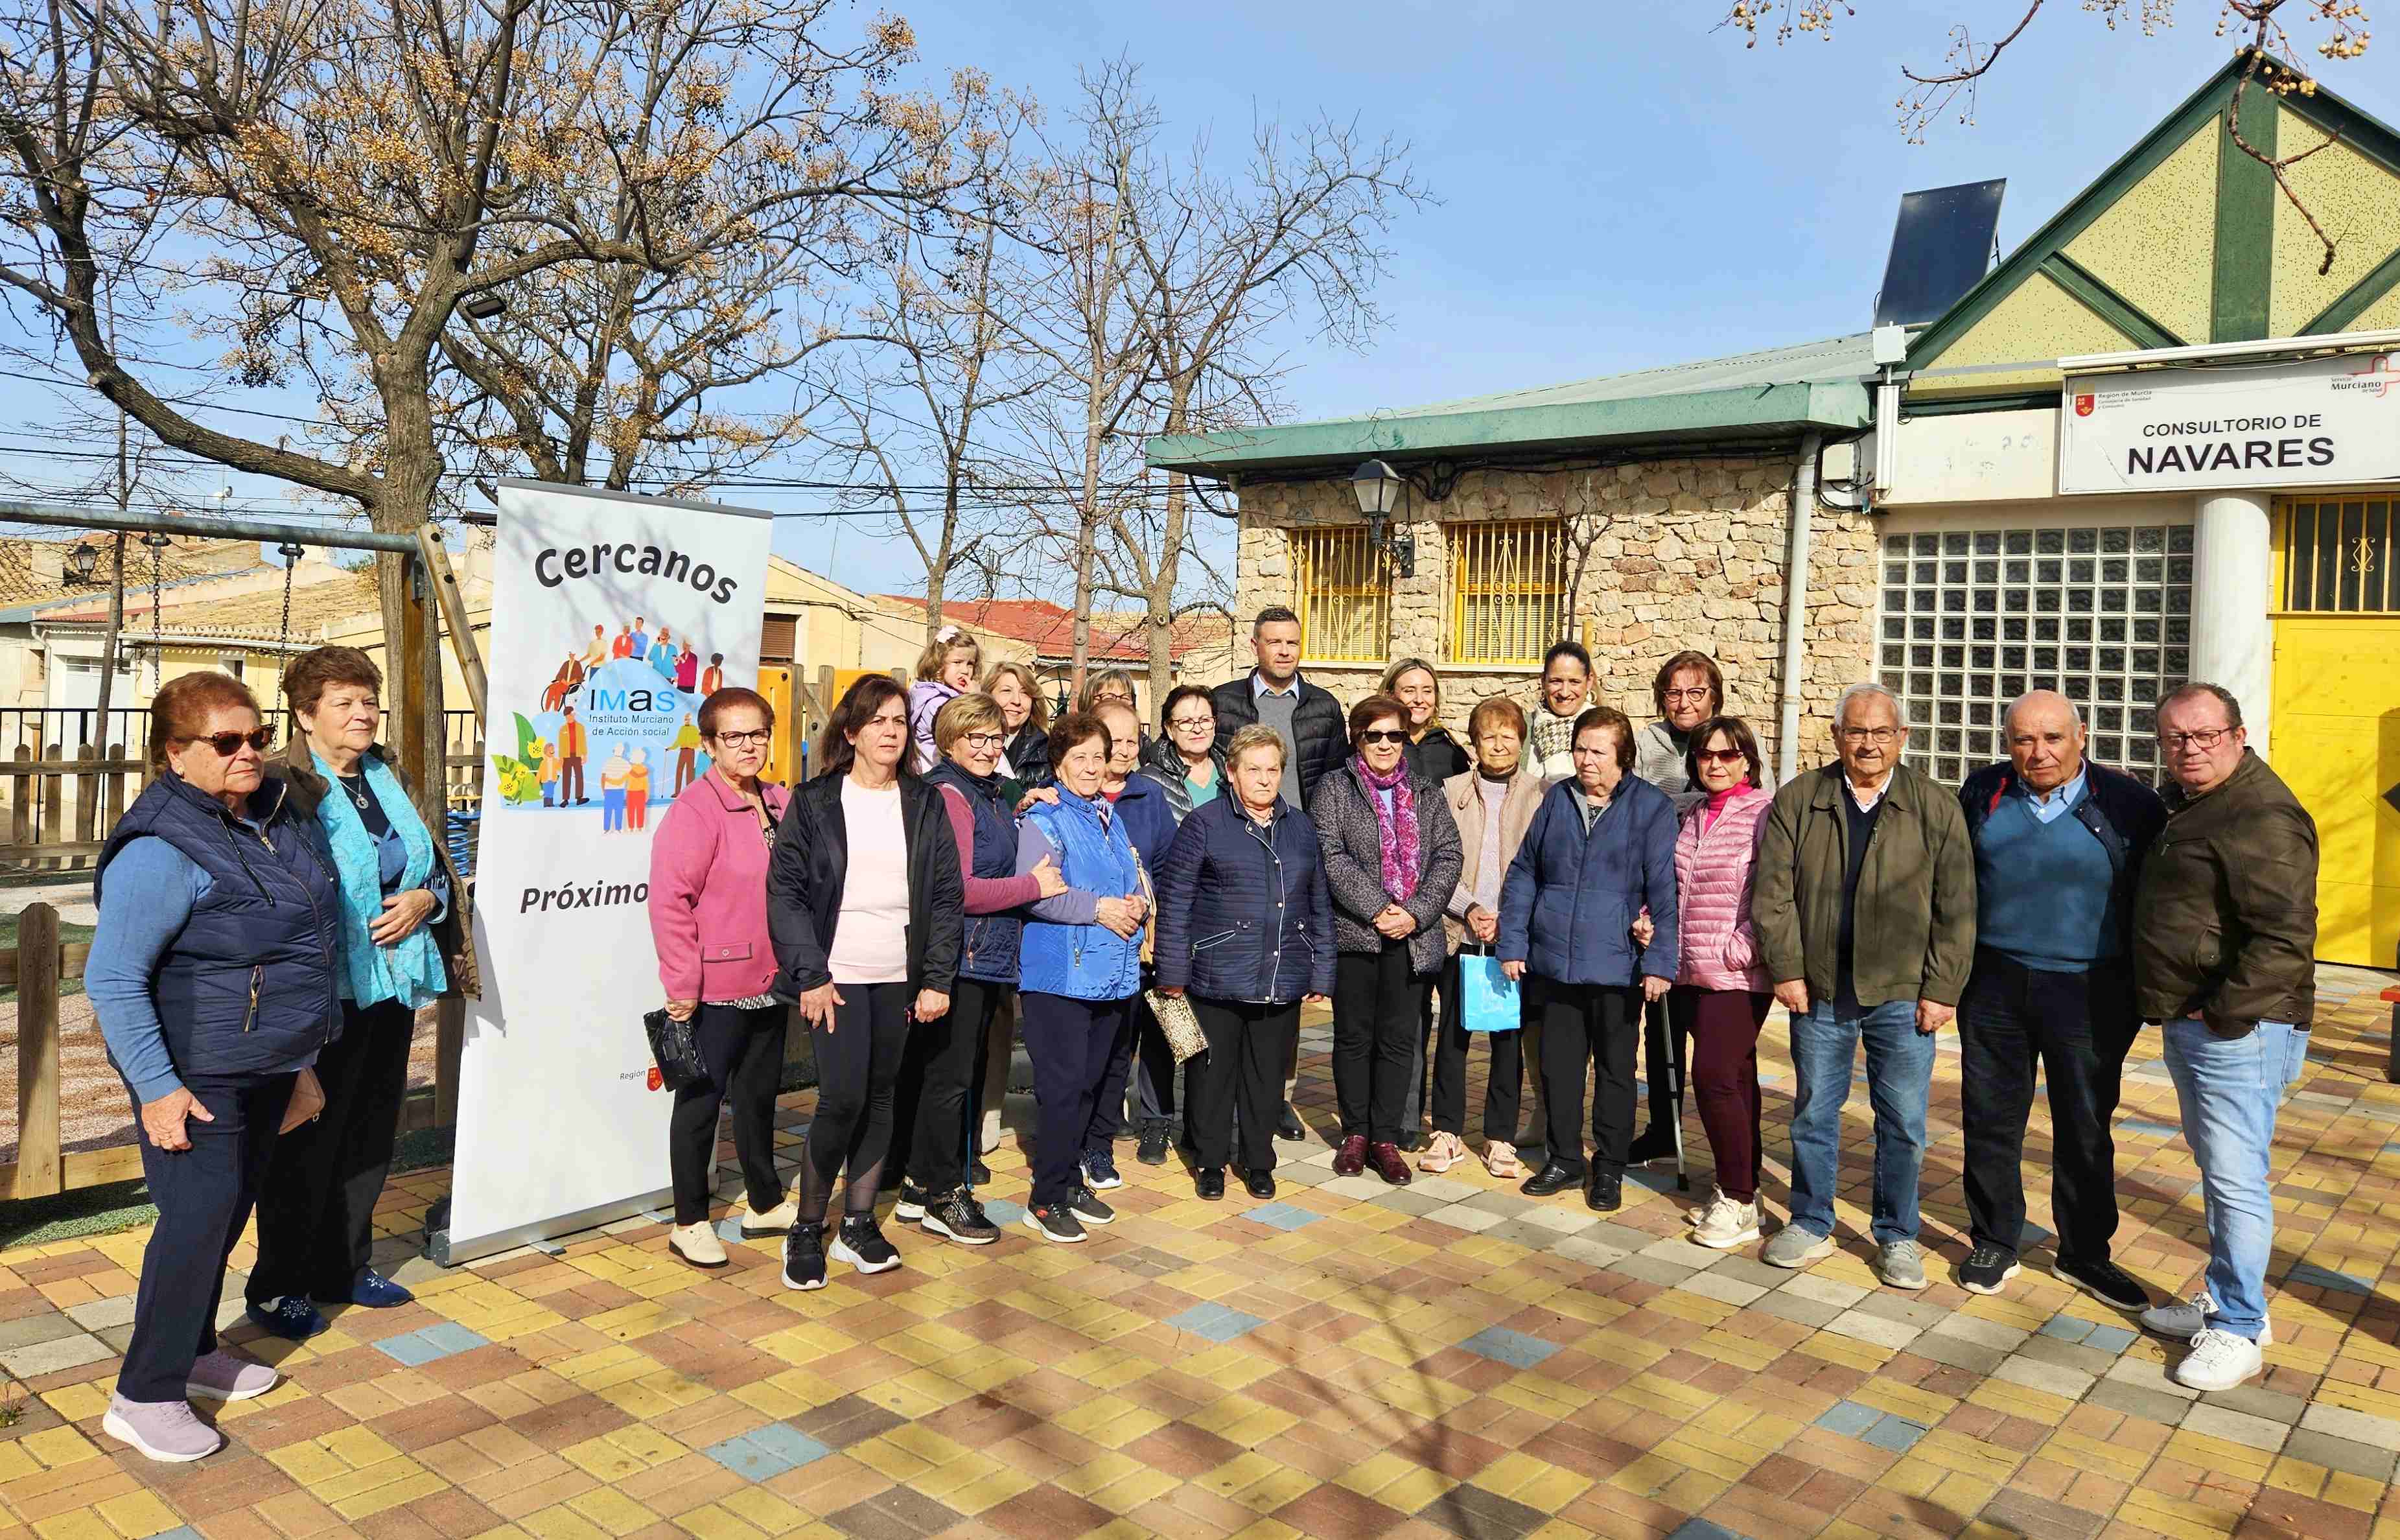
[1078,669,1137,712]
[151,670,261,773]
[1653,650,1725,718]
[1684,713,1765,789]
[933,692,1004,754]
[1047,708,1112,770]
[1572,705,1637,773]
[698,686,774,739]
[1347,692,1407,744]
[1223,723,1287,771]
[283,645,382,718]
[1467,695,1528,742]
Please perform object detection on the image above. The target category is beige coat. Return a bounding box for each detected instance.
[1441,767,1544,953]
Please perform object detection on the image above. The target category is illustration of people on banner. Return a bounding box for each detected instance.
[489,610,720,832]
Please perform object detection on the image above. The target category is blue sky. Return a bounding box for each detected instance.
[4,3,2388,600]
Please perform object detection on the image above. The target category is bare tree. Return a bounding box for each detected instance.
[1725,5,2371,272]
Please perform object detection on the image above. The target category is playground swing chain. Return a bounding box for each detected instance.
[141,531,171,695]
[274,541,307,721]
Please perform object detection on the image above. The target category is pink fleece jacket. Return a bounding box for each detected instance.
[649,771,791,1001]
[1672,783,1774,992]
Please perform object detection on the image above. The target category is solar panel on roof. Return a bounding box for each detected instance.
[1874,179,2007,329]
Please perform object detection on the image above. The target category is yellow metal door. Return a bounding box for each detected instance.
[2270,614,2400,968]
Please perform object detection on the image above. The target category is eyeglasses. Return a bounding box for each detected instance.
[713,730,772,748]
[1169,716,1215,732]
[1662,688,1714,703]
[1839,727,1901,745]
[961,732,1006,751]
[2160,726,2233,751]
[1694,747,1746,765]
[1357,729,1407,746]
[192,728,273,757]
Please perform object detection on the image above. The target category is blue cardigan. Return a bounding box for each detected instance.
[1497,776,1681,986]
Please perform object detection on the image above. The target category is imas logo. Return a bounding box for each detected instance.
[2336,353,2399,397]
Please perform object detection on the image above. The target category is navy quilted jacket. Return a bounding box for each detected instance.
[1152,797,1336,1003]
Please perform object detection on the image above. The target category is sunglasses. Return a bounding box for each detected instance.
[192,729,274,757]
[1358,729,1407,746]
[1694,747,1747,765]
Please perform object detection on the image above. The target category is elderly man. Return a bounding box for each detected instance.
[2133,683,2318,1392]
[1625,649,1723,1169]
[1754,683,1975,1288]
[1955,692,2163,1307]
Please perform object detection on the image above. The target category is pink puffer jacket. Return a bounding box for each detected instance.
[1673,784,1774,992]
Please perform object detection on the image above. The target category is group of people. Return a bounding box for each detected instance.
[84,602,2322,1467]
[545,625,728,712]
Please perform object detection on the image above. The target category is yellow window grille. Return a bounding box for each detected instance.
[1448,520,1565,666]
[2283,498,2396,613]
[1289,526,1387,662]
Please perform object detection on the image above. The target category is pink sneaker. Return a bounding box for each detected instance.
[103,1394,224,1462]
[187,1349,278,1402]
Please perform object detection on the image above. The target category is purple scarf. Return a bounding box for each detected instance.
[1353,754,1421,905]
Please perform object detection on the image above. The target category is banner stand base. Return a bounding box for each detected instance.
[425,1187,676,1269]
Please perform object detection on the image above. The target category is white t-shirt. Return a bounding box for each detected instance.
[828,779,910,985]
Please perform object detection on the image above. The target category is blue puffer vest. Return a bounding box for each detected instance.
[924,760,1023,985]
[1018,788,1144,1001]
[96,770,343,1079]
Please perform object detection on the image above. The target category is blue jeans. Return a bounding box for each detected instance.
[2161,1018,2305,1341]
[1788,999,1935,1246]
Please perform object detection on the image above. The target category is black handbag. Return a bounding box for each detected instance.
[644,1008,707,1091]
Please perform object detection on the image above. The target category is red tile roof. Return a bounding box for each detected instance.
[877,596,1224,664]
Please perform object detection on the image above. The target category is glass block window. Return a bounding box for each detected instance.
[1878,522,2195,787]
[2283,498,2396,612]
[1289,526,1388,662]
[1447,519,1565,666]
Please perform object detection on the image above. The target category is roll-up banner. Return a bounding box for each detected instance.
[440,479,775,1264]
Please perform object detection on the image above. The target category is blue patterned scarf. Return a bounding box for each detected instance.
[310,750,448,1010]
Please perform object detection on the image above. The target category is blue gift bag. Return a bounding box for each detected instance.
[1458,953,1521,1032]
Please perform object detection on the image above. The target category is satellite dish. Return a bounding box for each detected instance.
[1874,179,2006,329]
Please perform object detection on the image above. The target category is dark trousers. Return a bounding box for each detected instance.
[1022,992,1135,1207]
[1641,994,1681,1134]
[966,986,1017,1169]
[251,998,412,1304]
[1189,997,1299,1172]
[1403,984,1438,1136]
[799,982,909,1217]
[1129,1002,1180,1129]
[1959,949,2136,1261]
[561,756,585,803]
[892,975,1006,1196]
[1536,979,1638,1176]
[1671,986,1772,1202]
[121,1071,294,1401]
[1333,943,1428,1145]
[665,1003,786,1226]
[1430,952,1522,1139]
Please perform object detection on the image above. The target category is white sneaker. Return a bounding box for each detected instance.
[668,1221,727,1268]
[1690,1196,1761,1250]
[2141,1290,2274,1346]
[2173,1327,2265,1391]
[1684,1185,1725,1226]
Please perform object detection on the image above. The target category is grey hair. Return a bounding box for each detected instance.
[2002,690,2085,732]
[1835,681,1902,725]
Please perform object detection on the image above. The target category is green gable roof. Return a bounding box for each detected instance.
[1145,332,1875,479]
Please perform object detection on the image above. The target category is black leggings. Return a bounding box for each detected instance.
[1430,953,1523,1140]
[892,975,1008,1196]
[800,982,910,1220]
[1333,942,1429,1145]
[665,1003,786,1226]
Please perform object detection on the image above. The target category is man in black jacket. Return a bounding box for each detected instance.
[1954,690,2163,1311]
[1211,607,1347,809]
[1209,606,1346,1140]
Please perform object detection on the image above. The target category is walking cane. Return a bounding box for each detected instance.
[1664,997,1688,1191]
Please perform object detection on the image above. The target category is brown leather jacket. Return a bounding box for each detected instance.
[278,735,479,998]
[2132,750,2316,1035]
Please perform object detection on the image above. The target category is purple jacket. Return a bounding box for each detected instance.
[649,771,790,1002]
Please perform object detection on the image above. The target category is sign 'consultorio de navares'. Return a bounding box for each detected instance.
[2057,349,2400,495]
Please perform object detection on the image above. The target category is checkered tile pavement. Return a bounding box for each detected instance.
[3,964,2399,1539]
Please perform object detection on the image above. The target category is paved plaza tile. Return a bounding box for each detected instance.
[3,966,2399,1538]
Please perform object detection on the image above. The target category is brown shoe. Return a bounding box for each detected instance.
[1333,1134,1368,1176]
[1368,1141,1412,1186]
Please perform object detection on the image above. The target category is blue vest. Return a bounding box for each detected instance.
[96,771,342,1079]
[924,760,1023,985]
[1018,789,1144,1001]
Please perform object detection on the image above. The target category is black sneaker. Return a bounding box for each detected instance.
[1137,1125,1171,1166]
[1585,1166,1624,1213]
[1194,1166,1226,1201]
[894,1180,929,1222]
[781,1223,828,1290]
[1069,1185,1117,1226]
[1625,1126,1675,1166]
[1959,1244,2021,1296]
[1242,1167,1276,1200]
[1023,1203,1086,1244]
[830,1215,900,1275]
[1083,1151,1123,1191]
[922,1189,999,1246]
[2058,1254,2151,1314]
[1277,1102,1305,1142]
[969,1158,992,1187]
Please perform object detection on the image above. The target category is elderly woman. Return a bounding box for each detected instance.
[892,693,1066,1245]
[1423,695,1544,1178]
[86,673,340,1462]
[248,646,472,1340]
[1154,725,1333,1200]
[1311,693,1463,1186]
[1012,710,1148,1243]
[768,676,963,1287]
[649,687,793,1269]
[1500,706,1679,1213]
